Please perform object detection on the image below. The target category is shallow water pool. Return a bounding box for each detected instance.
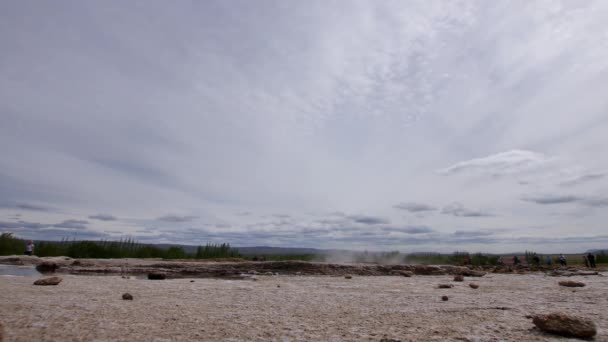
[0,264,41,277]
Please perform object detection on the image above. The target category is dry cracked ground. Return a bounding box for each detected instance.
[1,270,607,341]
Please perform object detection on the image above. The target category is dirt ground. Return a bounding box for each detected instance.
[1,271,606,341]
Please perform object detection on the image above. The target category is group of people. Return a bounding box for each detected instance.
[505,253,597,267]
[583,253,597,268]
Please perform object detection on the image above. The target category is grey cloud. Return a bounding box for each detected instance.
[89,214,117,221]
[522,195,580,204]
[347,215,390,225]
[0,220,46,229]
[52,219,89,230]
[315,218,349,225]
[580,197,608,207]
[559,173,606,186]
[393,202,436,212]
[16,203,50,211]
[157,215,198,223]
[453,230,494,237]
[441,203,493,217]
[382,226,434,234]
[522,194,608,208]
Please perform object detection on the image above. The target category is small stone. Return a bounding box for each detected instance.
[147,272,166,280]
[469,283,479,289]
[453,274,464,282]
[33,276,63,286]
[558,280,585,287]
[344,275,352,279]
[532,313,596,338]
[441,295,449,301]
[277,284,280,288]
[190,280,195,283]
[380,338,401,342]
[122,293,133,300]
[438,284,454,289]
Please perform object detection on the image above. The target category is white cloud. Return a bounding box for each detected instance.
[439,150,550,176]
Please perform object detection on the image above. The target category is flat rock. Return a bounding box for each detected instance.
[558,280,585,287]
[532,313,596,338]
[438,284,454,289]
[33,276,63,286]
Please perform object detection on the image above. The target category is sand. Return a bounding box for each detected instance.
[1,271,607,341]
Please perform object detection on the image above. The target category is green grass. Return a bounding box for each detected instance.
[0,234,241,260]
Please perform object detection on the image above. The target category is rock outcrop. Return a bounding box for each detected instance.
[148,272,166,280]
[33,276,63,286]
[35,261,58,274]
[558,280,585,287]
[532,313,596,338]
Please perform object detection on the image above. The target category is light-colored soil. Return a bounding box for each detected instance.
[1,272,607,341]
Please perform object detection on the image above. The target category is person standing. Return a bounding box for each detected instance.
[588,253,596,268]
[545,255,552,266]
[558,254,567,266]
[25,240,34,256]
[583,255,590,268]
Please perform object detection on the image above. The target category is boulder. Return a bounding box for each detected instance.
[469,283,479,289]
[532,313,596,338]
[453,274,464,282]
[147,272,166,280]
[122,293,133,300]
[438,284,454,289]
[558,280,585,287]
[33,276,63,286]
[35,262,58,274]
[441,295,449,301]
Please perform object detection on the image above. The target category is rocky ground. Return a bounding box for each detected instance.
[0,257,606,341]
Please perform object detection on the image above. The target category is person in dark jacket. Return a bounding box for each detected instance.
[587,253,596,268]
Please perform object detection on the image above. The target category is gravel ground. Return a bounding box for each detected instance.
[1,272,607,341]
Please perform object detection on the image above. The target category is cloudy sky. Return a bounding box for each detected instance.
[1,1,608,253]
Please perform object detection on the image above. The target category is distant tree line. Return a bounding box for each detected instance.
[0,233,241,260]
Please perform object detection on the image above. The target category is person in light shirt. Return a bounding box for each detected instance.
[25,240,34,256]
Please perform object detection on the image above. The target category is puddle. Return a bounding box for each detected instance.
[0,264,41,277]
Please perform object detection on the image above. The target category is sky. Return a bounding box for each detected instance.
[1,1,608,253]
